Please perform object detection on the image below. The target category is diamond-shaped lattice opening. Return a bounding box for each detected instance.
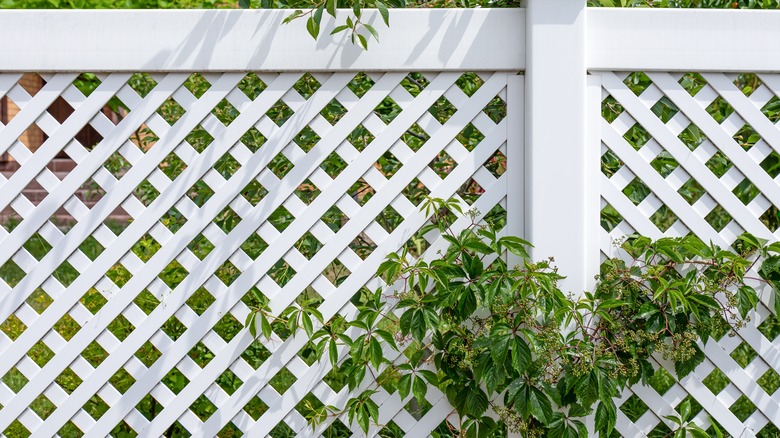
[183,73,212,99]
[135,340,162,367]
[53,313,81,341]
[3,367,28,393]
[406,227,432,258]
[323,365,348,392]
[427,151,455,180]
[159,260,188,289]
[322,259,351,287]
[758,423,780,438]
[58,421,83,438]
[1,314,25,341]
[678,124,707,151]
[237,73,267,101]
[348,178,374,206]
[650,96,679,124]
[705,96,735,124]
[55,367,82,395]
[482,202,507,230]
[240,233,268,260]
[269,153,294,180]
[377,204,403,234]
[428,95,457,124]
[320,151,348,180]
[733,180,760,205]
[158,152,187,182]
[622,178,651,206]
[216,260,240,286]
[757,368,780,395]
[162,367,189,395]
[30,394,55,420]
[323,420,352,437]
[0,259,26,288]
[296,179,321,205]
[455,72,484,97]
[704,151,733,178]
[219,423,242,437]
[54,259,79,287]
[401,72,430,97]
[110,368,135,394]
[80,235,105,261]
[734,124,760,151]
[187,180,215,208]
[648,204,677,232]
[292,125,321,153]
[623,71,652,96]
[602,95,625,123]
[241,126,267,153]
[214,151,242,181]
[379,421,405,437]
[761,95,780,123]
[405,395,432,419]
[678,178,705,205]
[269,368,296,395]
[375,96,403,124]
[484,95,507,124]
[242,396,269,421]
[127,72,158,99]
[23,232,52,261]
[269,421,295,438]
[293,73,322,100]
[648,367,675,395]
[241,286,267,310]
[758,313,780,341]
[734,73,761,97]
[134,289,160,315]
[26,289,53,314]
[186,288,215,316]
[27,339,55,368]
[678,72,707,97]
[760,151,780,178]
[269,260,296,288]
[402,177,430,206]
[296,341,319,367]
[134,179,160,207]
[215,206,242,233]
[131,233,160,263]
[240,179,268,208]
[161,315,187,341]
[402,123,430,152]
[730,395,757,422]
[650,151,681,178]
[760,205,780,233]
[347,72,375,98]
[213,98,240,126]
[348,124,375,152]
[267,99,294,127]
[185,125,215,154]
[136,394,160,421]
[675,396,703,418]
[216,369,242,396]
[458,177,485,205]
[704,205,732,232]
[240,339,271,370]
[601,149,623,178]
[294,231,323,260]
[457,122,485,152]
[295,392,325,422]
[4,420,30,438]
[82,340,108,368]
[213,313,244,344]
[623,124,651,150]
[351,234,376,260]
[157,97,186,126]
[321,98,348,125]
[484,149,506,179]
[730,342,758,368]
[189,394,217,421]
[322,205,349,234]
[702,367,729,395]
[269,205,294,232]
[188,233,214,261]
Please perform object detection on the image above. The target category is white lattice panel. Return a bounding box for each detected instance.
[0,71,510,437]
[596,70,780,438]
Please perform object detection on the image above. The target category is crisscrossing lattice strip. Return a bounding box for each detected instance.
[0,71,509,437]
[596,70,780,438]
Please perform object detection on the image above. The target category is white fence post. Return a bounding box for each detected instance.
[524,0,596,294]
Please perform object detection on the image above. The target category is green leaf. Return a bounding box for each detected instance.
[529,386,553,425]
[398,374,412,399]
[260,313,272,339]
[238,0,250,8]
[331,24,350,35]
[376,0,390,26]
[246,312,257,338]
[412,374,428,403]
[489,333,511,367]
[326,0,336,17]
[465,387,488,417]
[357,34,369,50]
[499,236,531,259]
[328,339,339,366]
[511,337,531,373]
[594,401,616,436]
[363,24,379,42]
[674,343,704,378]
[306,16,320,40]
[736,286,759,319]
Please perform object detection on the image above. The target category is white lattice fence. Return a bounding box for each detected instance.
[597,70,780,438]
[0,69,510,437]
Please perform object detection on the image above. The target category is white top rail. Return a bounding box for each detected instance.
[0,9,525,72]
[587,8,780,73]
